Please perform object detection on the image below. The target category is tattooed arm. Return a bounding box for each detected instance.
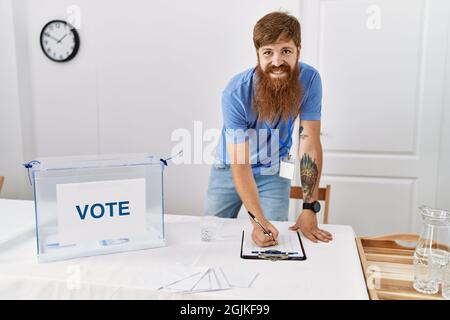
[299,122,322,203]
[289,120,333,243]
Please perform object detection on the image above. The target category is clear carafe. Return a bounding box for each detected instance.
[413,205,450,295]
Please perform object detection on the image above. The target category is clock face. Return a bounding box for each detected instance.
[40,20,80,62]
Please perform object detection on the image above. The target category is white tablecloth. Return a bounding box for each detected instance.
[0,199,368,299]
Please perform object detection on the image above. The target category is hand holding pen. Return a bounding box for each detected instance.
[248,211,279,247]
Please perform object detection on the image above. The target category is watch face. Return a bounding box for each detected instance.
[40,20,80,62]
[313,201,321,212]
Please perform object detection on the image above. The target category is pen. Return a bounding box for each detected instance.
[247,211,276,242]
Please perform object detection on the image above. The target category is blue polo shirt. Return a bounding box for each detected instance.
[215,62,322,175]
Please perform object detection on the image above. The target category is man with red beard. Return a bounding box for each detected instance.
[205,12,333,247]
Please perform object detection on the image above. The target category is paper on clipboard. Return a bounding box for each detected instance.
[240,230,306,260]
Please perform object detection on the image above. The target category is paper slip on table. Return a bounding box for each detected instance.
[356,233,444,300]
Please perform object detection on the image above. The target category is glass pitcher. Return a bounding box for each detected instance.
[413,205,450,295]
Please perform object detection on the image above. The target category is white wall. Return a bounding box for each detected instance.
[436,20,450,210]
[0,0,30,199]
[0,0,300,217]
[2,0,449,235]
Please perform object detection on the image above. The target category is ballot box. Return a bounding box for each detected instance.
[24,153,166,262]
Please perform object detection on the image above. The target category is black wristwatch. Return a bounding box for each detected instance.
[303,201,321,213]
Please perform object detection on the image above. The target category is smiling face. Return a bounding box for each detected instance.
[257,39,300,84]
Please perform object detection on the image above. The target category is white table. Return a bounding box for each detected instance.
[0,199,369,299]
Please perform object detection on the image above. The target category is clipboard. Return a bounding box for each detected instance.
[240,230,307,261]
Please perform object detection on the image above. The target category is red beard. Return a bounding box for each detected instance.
[253,62,303,123]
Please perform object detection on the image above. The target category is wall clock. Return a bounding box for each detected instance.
[40,20,80,62]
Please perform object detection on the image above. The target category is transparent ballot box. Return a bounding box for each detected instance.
[25,153,166,262]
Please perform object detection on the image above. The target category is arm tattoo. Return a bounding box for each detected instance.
[299,126,309,140]
[300,154,318,203]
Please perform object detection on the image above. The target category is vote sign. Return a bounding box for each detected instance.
[56,179,147,245]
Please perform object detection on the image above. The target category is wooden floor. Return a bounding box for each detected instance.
[356,235,444,300]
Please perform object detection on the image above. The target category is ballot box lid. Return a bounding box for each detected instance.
[27,153,162,172]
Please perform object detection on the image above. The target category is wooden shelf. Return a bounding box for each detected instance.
[356,234,444,300]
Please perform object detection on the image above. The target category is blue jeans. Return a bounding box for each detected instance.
[204,163,291,221]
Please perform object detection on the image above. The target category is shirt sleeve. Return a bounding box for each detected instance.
[222,89,248,144]
[300,71,322,121]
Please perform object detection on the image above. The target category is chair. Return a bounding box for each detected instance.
[290,184,331,224]
[0,176,4,194]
